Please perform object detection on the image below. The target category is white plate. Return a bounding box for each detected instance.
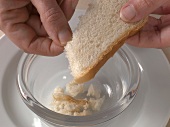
[1,12,170,127]
[1,36,170,127]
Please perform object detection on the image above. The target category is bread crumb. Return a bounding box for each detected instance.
[89,96,105,111]
[50,84,105,116]
[54,87,64,95]
[87,84,101,98]
[66,83,84,97]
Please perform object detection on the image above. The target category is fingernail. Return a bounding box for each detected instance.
[120,5,136,22]
[58,28,72,46]
[72,0,78,9]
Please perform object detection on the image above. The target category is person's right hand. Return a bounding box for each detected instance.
[0,0,78,56]
[120,0,170,48]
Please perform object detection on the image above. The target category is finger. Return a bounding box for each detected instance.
[126,16,170,48]
[9,23,64,56]
[60,0,79,20]
[31,0,72,46]
[120,0,168,22]
[0,7,29,31]
[0,0,30,11]
[152,1,170,15]
[26,15,47,36]
[0,6,64,56]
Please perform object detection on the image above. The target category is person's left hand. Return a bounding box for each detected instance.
[120,0,170,48]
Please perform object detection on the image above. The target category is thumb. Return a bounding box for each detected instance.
[120,0,168,22]
[31,0,72,46]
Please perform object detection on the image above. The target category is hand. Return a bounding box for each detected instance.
[120,0,170,48]
[0,0,78,56]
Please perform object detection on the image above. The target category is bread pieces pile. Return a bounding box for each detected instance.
[50,84,105,116]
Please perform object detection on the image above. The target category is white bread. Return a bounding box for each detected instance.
[65,0,148,84]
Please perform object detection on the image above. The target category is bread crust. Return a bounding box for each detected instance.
[74,17,148,84]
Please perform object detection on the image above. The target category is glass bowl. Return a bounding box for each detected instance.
[17,44,140,127]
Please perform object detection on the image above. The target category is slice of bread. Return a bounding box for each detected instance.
[65,0,148,84]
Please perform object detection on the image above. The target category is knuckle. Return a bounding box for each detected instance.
[0,10,4,29]
[1,19,12,32]
[0,7,3,13]
[0,13,10,30]
[0,8,29,31]
[43,8,63,23]
[0,10,13,31]
[0,1,5,12]
[13,8,29,22]
[135,0,155,10]
[142,0,154,7]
